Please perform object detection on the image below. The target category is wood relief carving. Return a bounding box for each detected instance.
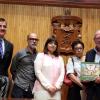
[51,15,82,54]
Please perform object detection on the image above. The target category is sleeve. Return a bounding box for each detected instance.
[4,43,13,69]
[55,56,65,89]
[66,57,74,75]
[10,52,20,80]
[34,53,52,90]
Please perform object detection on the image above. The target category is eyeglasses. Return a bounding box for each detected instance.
[74,47,83,50]
[28,38,39,41]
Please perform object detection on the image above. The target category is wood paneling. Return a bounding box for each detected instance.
[0,3,100,100]
[0,4,98,55]
[0,0,100,8]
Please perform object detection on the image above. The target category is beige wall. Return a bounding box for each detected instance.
[0,3,100,100]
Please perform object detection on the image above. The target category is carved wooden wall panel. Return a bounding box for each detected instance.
[52,15,82,54]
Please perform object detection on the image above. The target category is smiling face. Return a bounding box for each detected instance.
[94,30,100,50]
[43,36,59,56]
[27,33,39,51]
[73,43,84,58]
[47,41,57,54]
[0,21,7,38]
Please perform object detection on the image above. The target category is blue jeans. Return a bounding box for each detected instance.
[11,84,33,98]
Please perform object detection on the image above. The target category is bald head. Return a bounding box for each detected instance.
[27,33,39,51]
[94,30,100,39]
[94,30,100,50]
[27,33,38,40]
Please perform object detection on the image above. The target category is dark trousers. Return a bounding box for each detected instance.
[67,84,82,100]
[86,83,100,100]
[11,84,33,98]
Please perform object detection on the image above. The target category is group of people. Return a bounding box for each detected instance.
[0,17,100,100]
[66,30,100,100]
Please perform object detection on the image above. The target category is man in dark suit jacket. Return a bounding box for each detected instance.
[85,30,100,100]
[0,18,13,98]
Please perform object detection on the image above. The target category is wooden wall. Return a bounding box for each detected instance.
[0,3,100,100]
[0,4,100,55]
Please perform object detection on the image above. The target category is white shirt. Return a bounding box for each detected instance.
[34,53,65,91]
[0,39,5,57]
[66,56,85,78]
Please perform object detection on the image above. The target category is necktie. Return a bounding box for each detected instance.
[0,39,3,59]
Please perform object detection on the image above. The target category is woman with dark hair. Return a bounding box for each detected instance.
[33,35,64,100]
[66,40,85,100]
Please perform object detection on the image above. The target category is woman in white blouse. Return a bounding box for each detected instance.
[66,40,85,100]
[33,35,64,100]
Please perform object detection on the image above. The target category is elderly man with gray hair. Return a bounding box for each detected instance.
[85,30,100,100]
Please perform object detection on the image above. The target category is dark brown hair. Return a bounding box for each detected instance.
[43,35,59,57]
[71,40,84,50]
[0,18,6,22]
[0,18,7,26]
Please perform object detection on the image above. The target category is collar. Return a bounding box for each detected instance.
[0,38,4,42]
[94,48,100,55]
[25,47,37,54]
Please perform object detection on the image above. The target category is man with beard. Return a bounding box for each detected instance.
[11,33,39,98]
[0,18,13,98]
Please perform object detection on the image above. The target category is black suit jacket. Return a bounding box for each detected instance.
[0,39,13,76]
[85,49,96,62]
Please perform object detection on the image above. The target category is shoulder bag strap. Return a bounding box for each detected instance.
[71,57,74,66]
[71,57,77,76]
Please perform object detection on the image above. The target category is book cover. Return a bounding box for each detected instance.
[80,62,100,82]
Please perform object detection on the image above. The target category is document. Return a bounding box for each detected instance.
[80,62,100,82]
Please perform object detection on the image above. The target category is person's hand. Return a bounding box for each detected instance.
[81,84,86,90]
[79,83,84,90]
[95,77,100,84]
[48,85,57,96]
[52,84,57,91]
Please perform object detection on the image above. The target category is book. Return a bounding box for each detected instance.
[80,62,100,82]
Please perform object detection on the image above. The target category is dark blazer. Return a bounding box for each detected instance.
[0,38,13,76]
[85,49,96,62]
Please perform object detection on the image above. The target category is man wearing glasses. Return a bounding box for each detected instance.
[11,33,39,98]
[85,30,100,100]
